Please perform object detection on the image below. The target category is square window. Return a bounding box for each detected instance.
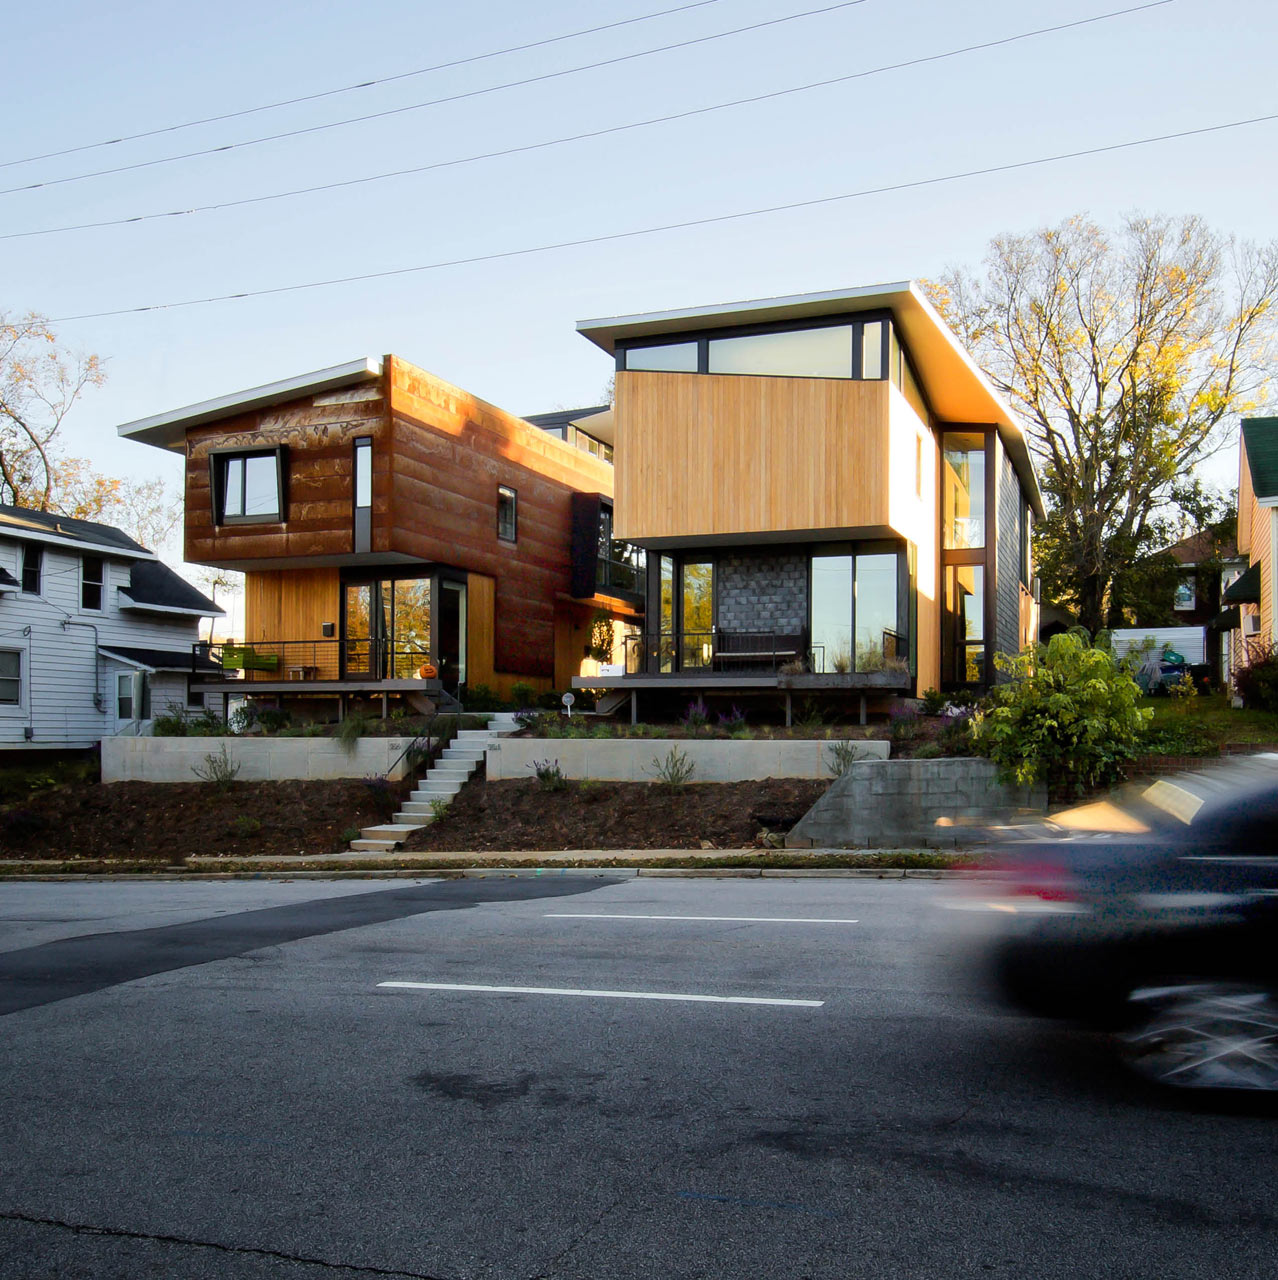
[0,649,20,705]
[82,556,104,611]
[497,486,517,543]
[215,450,284,522]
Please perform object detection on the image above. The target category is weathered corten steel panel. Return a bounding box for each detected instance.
[386,357,614,679]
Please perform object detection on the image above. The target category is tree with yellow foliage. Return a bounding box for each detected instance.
[926,214,1278,634]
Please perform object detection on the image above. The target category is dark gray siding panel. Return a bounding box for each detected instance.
[995,442,1023,674]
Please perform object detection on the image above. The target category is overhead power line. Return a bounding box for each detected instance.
[1,2,1173,244]
[0,0,730,171]
[48,109,1278,325]
[0,0,869,197]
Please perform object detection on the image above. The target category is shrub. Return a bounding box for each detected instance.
[936,711,976,757]
[192,744,240,789]
[1166,671,1198,703]
[920,688,948,717]
[717,704,747,732]
[793,699,826,734]
[1234,642,1278,712]
[826,739,861,777]
[465,683,506,712]
[511,682,535,709]
[152,703,191,736]
[341,826,362,844]
[888,707,921,743]
[913,742,943,759]
[650,746,695,787]
[233,815,262,836]
[531,759,568,792]
[429,798,451,821]
[335,712,370,752]
[970,633,1151,795]
[680,697,710,735]
[361,773,398,817]
[254,707,292,734]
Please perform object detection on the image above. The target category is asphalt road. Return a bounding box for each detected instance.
[1,874,1275,1279]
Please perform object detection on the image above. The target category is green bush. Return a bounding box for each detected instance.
[650,746,695,787]
[464,683,506,712]
[1140,719,1219,757]
[335,712,370,752]
[510,682,535,709]
[826,740,861,777]
[1234,642,1278,712]
[970,633,1151,795]
[920,688,948,717]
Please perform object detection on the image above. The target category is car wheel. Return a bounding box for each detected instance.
[1117,982,1278,1091]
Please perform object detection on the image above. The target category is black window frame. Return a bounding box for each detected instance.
[20,543,41,595]
[209,446,288,526]
[0,648,20,705]
[497,485,518,544]
[616,309,897,381]
[81,555,104,612]
[353,436,373,554]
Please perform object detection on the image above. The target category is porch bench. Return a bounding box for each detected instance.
[713,632,806,668]
[221,646,281,673]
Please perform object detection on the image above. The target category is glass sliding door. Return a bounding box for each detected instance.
[344,581,390,677]
[392,577,433,678]
[681,561,714,669]
[854,552,899,671]
[811,554,853,674]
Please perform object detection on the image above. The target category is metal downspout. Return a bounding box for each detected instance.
[61,619,105,712]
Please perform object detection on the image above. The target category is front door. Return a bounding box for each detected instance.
[437,580,466,694]
[343,581,390,678]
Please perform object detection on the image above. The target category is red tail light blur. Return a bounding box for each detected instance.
[1012,861,1078,903]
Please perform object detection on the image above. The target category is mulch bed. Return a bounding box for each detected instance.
[403,777,828,852]
[0,780,403,862]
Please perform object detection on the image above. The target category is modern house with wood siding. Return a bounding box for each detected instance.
[0,505,221,748]
[570,283,1044,720]
[118,356,636,713]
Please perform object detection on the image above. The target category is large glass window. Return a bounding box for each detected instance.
[681,562,714,669]
[811,553,853,674]
[624,342,699,373]
[942,433,986,549]
[708,326,853,379]
[860,321,885,379]
[0,650,20,704]
[855,553,899,672]
[944,565,985,684]
[659,556,675,673]
[217,451,283,522]
[344,577,433,679]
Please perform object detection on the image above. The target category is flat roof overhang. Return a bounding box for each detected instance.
[117,357,384,453]
[578,282,1044,518]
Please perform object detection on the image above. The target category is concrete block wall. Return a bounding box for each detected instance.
[786,756,1045,848]
[102,736,421,783]
[487,737,888,782]
[717,552,809,634]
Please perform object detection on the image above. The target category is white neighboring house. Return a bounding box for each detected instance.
[0,504,222,749]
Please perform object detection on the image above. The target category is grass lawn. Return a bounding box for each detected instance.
[1141,694,1278,747]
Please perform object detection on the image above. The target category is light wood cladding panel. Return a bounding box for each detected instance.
[614,371,895,541]
[244,568,341,642]
[387,357,614,679]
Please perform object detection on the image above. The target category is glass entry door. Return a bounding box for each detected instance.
[343,581,390,678]
[437,580,466,694]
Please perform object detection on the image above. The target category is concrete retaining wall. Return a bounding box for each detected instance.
[486,737,889,782]
[102,736,420,783]
[786,757,1045,848]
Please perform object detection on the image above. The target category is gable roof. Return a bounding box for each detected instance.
[120,560,222,617]
[0,566,19,593]
[1162,528,1239,566]
[1241,418,1278,503]
[0,504,153,559]
[576,281,1044,517]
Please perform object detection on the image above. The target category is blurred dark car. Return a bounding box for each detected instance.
[970,757,1278,1091]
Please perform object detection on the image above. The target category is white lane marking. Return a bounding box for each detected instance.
[544,913,858,924]
[378,981,823,1008]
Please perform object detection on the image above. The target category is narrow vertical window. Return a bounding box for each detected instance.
[81,556,104,611]
[914,435,923,498]
[20,544,41,594]
[353,437,372,554]
[497,485,517,543]
[861,321,885,379]
[117,672,133,720]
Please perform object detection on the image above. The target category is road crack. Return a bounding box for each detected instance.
[0,1209,450,1278]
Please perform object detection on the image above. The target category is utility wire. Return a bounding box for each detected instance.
[48,109,1278,324]
[0,0,868,197]
[0,0,730,171]
[1,2,1171,243]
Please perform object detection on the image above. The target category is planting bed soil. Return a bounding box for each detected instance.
[0,779,403,862]
[404,777,829,852]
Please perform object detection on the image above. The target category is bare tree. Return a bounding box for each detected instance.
[0,312,104,509]
[926,214,1278,633]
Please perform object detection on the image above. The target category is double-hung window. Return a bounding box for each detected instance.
[81,556,104,611]
[20,544,41,594]
[0,650,20,705]
[213,448,286,523]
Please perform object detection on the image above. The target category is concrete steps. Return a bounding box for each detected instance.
[350,712,519,852]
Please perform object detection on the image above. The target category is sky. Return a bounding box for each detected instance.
[4,0,1275,553]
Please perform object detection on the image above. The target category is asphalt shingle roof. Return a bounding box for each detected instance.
[122,560,221,615]
[100,645,220,673]
[0,503,150,554]
[1242,418,1278,500]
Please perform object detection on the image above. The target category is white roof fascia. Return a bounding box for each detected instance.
[99,649,156,672]
[0,525,155,561]
[118,593,225,618]
[117,357,385,452]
